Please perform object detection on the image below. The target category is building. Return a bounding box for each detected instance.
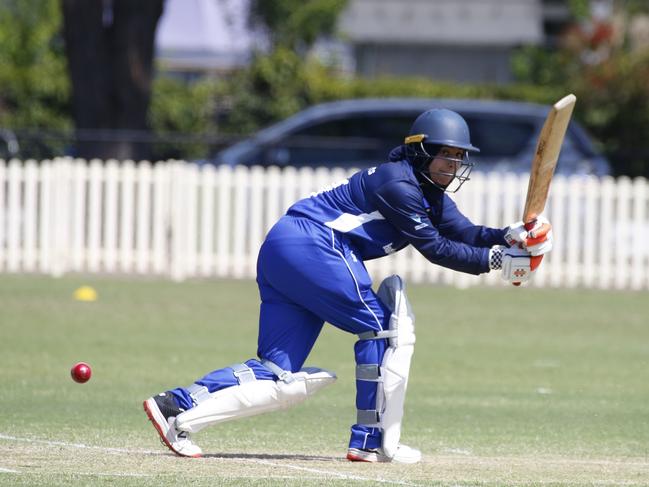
[337,0,569,83]
[155,0,254,79]
[155,0,576,83]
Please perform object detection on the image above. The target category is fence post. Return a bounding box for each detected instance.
[581,176,599,288]
[185,162,199,278]
[215,164,232,277]
[152,161,169,275]
[169,161,187,281]
[264,166,281,234]
[119,160,135,273]
[565,177,581,288]
[614,177,632,289]
[38,160,52,274]
[631,177,647,290]
[87,160,103,273]
[248,166,265,277]
[547,175,566,287]
[199,164,216,277]
[103,160,119,273]
[71,159,87,272]
[135,161,152,274]
[597,176,615,289]
[23,160,39,272]
[231,165,250,278]
[7,159,22,272]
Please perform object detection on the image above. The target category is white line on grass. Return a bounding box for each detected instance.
[0,433,424,486]
[0,467,19,473]
[230,457,423,486]
[0,433,162,455]
[76,472,154,478]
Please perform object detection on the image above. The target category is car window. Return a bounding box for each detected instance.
[296,114,413,141]
[463,116,536,158]
[264,115,415,167]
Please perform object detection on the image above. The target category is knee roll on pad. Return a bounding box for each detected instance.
[174,366,336,434]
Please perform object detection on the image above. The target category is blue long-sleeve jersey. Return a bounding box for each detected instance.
[287,147,508,275]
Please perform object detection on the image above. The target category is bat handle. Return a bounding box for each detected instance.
[524,219,543,271]
[512,219,542,286]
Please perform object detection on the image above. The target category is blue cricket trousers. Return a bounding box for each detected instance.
[172,214,390,450]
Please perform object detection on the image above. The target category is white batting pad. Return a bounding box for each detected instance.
[375,275,416,459]
[174,368,336,434]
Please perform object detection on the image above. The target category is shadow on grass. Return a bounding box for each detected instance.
[203,452,342,462]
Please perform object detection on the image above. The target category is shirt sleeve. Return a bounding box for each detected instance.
[371,179,491,275]
[437,195,508,248]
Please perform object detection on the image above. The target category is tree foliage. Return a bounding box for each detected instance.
[0,0,71,158]
[249,0,347,52]
[512,5,649,177]
[217,49,560,137]
[148,76,220,160]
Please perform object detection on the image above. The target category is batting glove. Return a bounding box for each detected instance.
[489,245,533,283]
[504,215,553,257]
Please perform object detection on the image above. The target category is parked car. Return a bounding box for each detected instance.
[214,98,610,176]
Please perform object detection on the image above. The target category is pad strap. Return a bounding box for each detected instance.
[187,383,211,405]
[356,364,380,381]
[357,330,398,341]
[261,359,295,384]
[357,409,381,426]
[230,363,256,384]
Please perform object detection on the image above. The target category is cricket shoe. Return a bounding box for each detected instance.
[143,392,202,458]
[347,444,421,464]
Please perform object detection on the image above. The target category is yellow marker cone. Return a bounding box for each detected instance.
[73,286,97,302]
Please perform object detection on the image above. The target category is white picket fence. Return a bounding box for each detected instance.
[0,157,648,290]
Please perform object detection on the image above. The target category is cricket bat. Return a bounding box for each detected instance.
[515,94,576,283]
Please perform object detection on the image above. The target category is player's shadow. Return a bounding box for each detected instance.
[203,452,340,462]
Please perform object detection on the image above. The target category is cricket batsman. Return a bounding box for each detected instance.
[143,108,553,463]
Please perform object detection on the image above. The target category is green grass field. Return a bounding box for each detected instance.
[1,275,648,486]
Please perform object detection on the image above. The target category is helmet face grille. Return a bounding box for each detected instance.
[405,142,474,193]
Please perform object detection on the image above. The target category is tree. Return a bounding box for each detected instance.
[61,0,163,161]
[216,1,348,135]
[249,0,347,53]
[512,1,649,177]
[0,0,71,159]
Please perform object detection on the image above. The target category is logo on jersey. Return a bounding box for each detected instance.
[409,213,429,230]
[310,179,349,197]
[383,243,395,254]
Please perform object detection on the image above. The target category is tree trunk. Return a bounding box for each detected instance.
[62,0,163,161]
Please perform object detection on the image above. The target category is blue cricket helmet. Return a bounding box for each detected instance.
[404,109,479,193]
[405,108,480,153]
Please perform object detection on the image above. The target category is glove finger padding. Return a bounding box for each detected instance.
[526,217,553,256]
[526,230,553,256]
[504,221,527,247]
[528,221,551,239]
[508,215,553,256]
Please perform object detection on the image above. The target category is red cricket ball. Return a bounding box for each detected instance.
[70,362,92,383]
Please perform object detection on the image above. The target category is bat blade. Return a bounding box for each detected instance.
[512,94,576,285]
[522,94,576,225]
